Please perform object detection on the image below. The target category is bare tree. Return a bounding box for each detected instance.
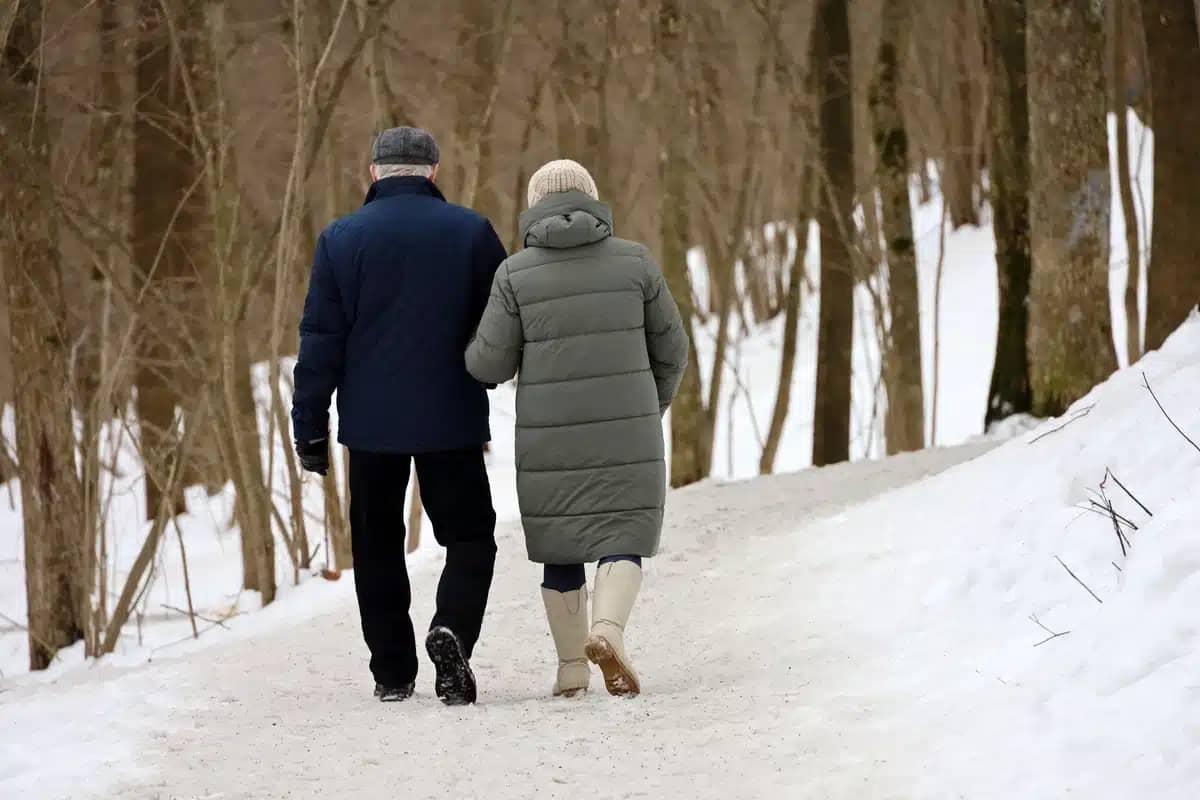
[982,0,1033,427]
[811,0,856,466]
[133,0,199,520]
[656,0,705,487]
[1141,0,1200,351]
[1,0,87,669]
[870,0,925,454]
[760,184,811,474]
[1026,0,1117,416]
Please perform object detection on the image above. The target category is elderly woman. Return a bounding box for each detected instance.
[466,159,688,697]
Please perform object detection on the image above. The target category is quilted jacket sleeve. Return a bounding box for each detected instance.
[466,261,523,386]
[642,255,690,411]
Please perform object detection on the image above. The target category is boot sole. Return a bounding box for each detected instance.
[374,683,415,703]
[425,627,477,706]
[584,635,640,697]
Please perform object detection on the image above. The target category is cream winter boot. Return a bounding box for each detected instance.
[541,587,591,697]
[585,560,643,697]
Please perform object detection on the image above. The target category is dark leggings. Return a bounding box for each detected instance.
[543,555,642,592]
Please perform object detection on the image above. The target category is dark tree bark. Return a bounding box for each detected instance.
[943,3,982,229]
[1026,0,1117,416]
[983,0,1033,426]
[1141,0,1200,350]
[133,0,199,520]
[811,0,856,466]
[657,0,704,487]
[1,0,87,669]
[871,0,925,454]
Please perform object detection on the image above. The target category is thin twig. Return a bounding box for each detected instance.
[0,610,27,631]
[1084,499,1138,531]
[1105,468,1152,517]
[930,187,948,446]
[0,609,61,660]
[1028,614,1071,647]
[160,604,233,630]
[1099,488,1128,557]
[150,612,246,654]
[171,518,199,640]
[1142,372,1200,455]
[1054,555,1103,604]
[1027,404,1096,444]
[1033,631,1071,647]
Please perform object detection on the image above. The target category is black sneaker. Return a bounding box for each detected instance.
[374,681,415,702]
[425,626,477,706]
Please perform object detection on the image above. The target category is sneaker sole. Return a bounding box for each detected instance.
[426,628,477,706]
[377,690,414,703]
[584,636,640,697]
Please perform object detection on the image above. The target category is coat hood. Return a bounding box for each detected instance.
[519,191,614,249]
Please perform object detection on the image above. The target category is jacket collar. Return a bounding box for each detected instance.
[363,176,446,205]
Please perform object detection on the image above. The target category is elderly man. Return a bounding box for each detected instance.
[291,127,506,705]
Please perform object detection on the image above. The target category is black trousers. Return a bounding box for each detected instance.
[348,448,497,687]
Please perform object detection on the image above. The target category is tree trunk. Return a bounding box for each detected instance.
[871,0,925,455]
[324,467,352,569]
[509,74,546,250]
[943,4,981,229]
[355,0,405,131]
[983,0,1033,427]
[77,0,125,655]
[453,0,508,225]
[1111,0,1143,364]
[657,0,704,487]
[1026,0,1117,416]
[133,0,195,520]
[1141,0,1200,350]
[811,0,856,467]
[233,318,276,593]
[760,212,811,474]
[1,0,87,669]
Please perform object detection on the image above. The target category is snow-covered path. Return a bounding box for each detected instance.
[2,442,990,800]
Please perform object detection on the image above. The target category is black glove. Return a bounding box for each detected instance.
[296,437,329,476]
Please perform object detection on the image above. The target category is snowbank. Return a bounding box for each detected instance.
[794,313,1200,796]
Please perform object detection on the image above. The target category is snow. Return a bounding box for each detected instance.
[4,313,1200,797]
[1,438,993,799]
[4,316,1199,796]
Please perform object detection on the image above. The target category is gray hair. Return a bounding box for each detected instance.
[373,162,434,179]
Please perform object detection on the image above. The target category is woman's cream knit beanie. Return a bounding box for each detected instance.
[526,159,599,208]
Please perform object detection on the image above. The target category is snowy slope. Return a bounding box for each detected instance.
[792,313,1200,797]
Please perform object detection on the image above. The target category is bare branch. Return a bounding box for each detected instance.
[1054,555,1103,604]
[1142,372,1200,455]
[1104,468,1152,517]
[1027,404,1096,444]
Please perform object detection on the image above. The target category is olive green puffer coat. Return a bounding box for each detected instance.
[465,191,689,564]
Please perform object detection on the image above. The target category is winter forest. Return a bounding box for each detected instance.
[2,0,1200,797]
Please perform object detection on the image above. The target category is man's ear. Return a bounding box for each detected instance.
[430,163,439,183]
[369,163,378,182]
